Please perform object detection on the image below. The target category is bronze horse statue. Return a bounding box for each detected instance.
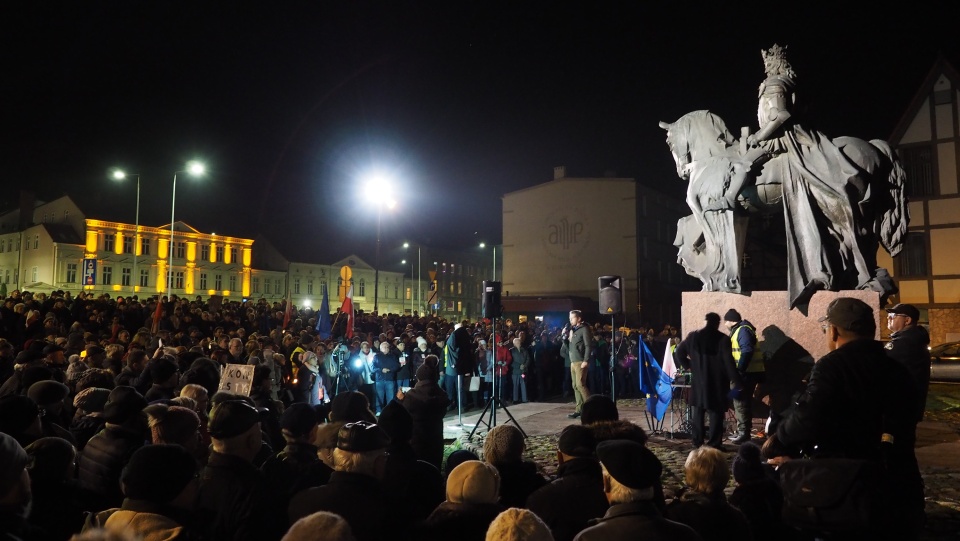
[660,110,907,308]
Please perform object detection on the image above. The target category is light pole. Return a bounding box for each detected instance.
[167,161,205,295]
[401,259,414,314]
[112,170,140,294]
[365,177,395,314]
[479,242,496,281]
[403,242,422,315]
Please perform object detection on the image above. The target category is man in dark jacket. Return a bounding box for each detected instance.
[764,297,925,540]
[444,320,475,412]
[527,425,609,541]
[260,403,331,507]
[372,341,400,415]
[574,440,702,541]
[723,309,764,444]
[885,303,930,423]
[673,313,741,450]
[397,356,450,469]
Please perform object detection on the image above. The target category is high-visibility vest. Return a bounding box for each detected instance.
[731,324,765,372]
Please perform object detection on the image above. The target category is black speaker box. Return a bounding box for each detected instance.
[482,281,502,319]
[598,275,623,315]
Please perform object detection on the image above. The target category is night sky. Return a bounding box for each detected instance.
[6,3,958,266]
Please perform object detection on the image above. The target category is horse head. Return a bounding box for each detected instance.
[660,110,735,179]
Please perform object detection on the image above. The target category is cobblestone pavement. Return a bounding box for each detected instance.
[444,388,960,540]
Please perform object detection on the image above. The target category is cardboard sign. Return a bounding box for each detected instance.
[219,363,254,396]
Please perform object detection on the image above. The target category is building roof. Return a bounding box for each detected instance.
[42,223,83,245]
[890,55,960,144]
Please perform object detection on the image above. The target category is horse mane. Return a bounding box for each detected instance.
[669,110,735,162]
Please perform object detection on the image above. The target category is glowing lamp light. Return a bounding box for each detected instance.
[354,359,363,369]
[303,299,311,308]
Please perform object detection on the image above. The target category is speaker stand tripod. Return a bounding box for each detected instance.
[469,316,526,441]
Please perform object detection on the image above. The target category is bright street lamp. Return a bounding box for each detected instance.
[403,242,422,315]
[111,169,140,293]
[401,259,414,314]
[365,177,396,314]
[480,242,496,281]
[168,161,205,295]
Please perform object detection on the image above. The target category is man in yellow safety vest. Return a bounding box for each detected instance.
[723,309,765,444]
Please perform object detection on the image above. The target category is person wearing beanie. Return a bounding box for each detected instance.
[576,440,699,541]
[78,385,149,510]
[328,390,377,424]
[143,356,180,403]
[198,399,287,541]
[482,424,547,509]
[579,394,620,425]
[282,511,356,541]
[673,312,742,451]
[24,437,86,540]
[397,354,450,469]
[27,379,79,445]
[83,444,203,540]
[411,335,442,385]
[288,421,398,541]
[144,403,202,456]
[378,399,445,523]
[260,403,332,506]
[722,308,764,445]
[728,442,787,539]
[486,507,554,541]
[527,425,608,541]
[664,446,751,541]
[419,460,505,541]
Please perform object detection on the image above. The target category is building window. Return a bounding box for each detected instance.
[122,236,133,254]
[104,235,114,252]
[31,267,38,282]
[4,270,10,284]
[900,145,934,197]
[321,282,327,296]
[405,287,411,300]
[141,237,150,255]
[394,285,398,299]
[358,279,366,296]
[140,269,149,287]
[294,278,301,294]
[66,263,77,283]
[64,210,69,221]
[230,247,238,263]
[122,268,132,286]
[229,275,237,292]
[215,274,222,290]
[33,235,39,249]
[216,245,224,262]
[307,279,313,295]
[175,272,184,289]
[253,277,260,294]
[199,273,207,290]
[103,266,113,285]
[201,244,209,261]
[175,241,186,259]
[337,277,343,291]
[896,232,928,277]
[275,279,282,295]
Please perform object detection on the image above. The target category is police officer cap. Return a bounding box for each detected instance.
[596,439,662,490]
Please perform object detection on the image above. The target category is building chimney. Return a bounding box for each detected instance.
[553,166,566,180]
[18,190,35,230]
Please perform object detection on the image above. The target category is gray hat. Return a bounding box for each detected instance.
[27,380,69,407]
[819,297,875,334]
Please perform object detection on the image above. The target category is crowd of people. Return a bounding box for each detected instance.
[0,288,932,540]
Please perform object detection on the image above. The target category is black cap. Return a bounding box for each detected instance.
[280,403,319,437]
[208,400,261,439]
[596,439,662,490]
[121,444,197,503]
[102,386,147,424]
[557,424,596,457]
[723,309,741,322]
[42,342,65,355]
[337,421,391,452]
[581,394,619,424]
[818,298,876,334]
[886,303,920,322]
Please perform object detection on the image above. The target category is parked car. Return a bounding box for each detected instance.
[929,341,960,382]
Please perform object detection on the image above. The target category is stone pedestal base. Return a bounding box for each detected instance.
[680,290,882,363]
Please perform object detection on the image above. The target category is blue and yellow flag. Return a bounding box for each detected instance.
[637,340,674,422]
[315,287,332,339]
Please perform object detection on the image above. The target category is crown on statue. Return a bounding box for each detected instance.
[759,44,796,95]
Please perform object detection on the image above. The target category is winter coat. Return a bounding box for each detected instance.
[488,459,548,509]
[673,327,741,412]
[526,458,609,541]
[400,378,450,469]
[418,501,506,541]
[78,424,146,511]
[574,501,703,541]
[664,491,752,541]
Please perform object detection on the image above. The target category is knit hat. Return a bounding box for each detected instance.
[121,444,197,503]
[102,386,147,424]
[732,442,766,483]
[723,309,742,322]
[281,403,320,437]
[485,508,553,541]
[329,391,377,423]
[415,359,438,382]
[73,387,112,413]
[416,336,428,348]
[24,437,76,483]
[150,356,180,383]
[208,400,261,439]
[314,422,344,450]
[27,380,69,407]
[557,424,596,458]
[75,368,117,392]
[282,511,355,541]
[483,424,525,465]
[446,460,500,504]
[377,400,413,443]
[580,394,619,425]
[0,432,29,495]
[444,449,480,478]
[336,421,391,452]
[145,404,201,445]
[596,439,662,490]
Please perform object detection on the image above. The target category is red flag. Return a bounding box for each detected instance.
[340,285,354,339]
[150,298,163,334]
[282,286,293,330]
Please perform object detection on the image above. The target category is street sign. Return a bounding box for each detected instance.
[82,259,97,286]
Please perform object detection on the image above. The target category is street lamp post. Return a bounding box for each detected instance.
[112,170,140,294]
[365,177,395,314]
[401,259,414,314]
[403,242,422,315]
[167,161,205,295]
[479,242,496,281]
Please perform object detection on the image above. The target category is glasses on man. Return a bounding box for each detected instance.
[820,323,831,334]
[887,314,905,320]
